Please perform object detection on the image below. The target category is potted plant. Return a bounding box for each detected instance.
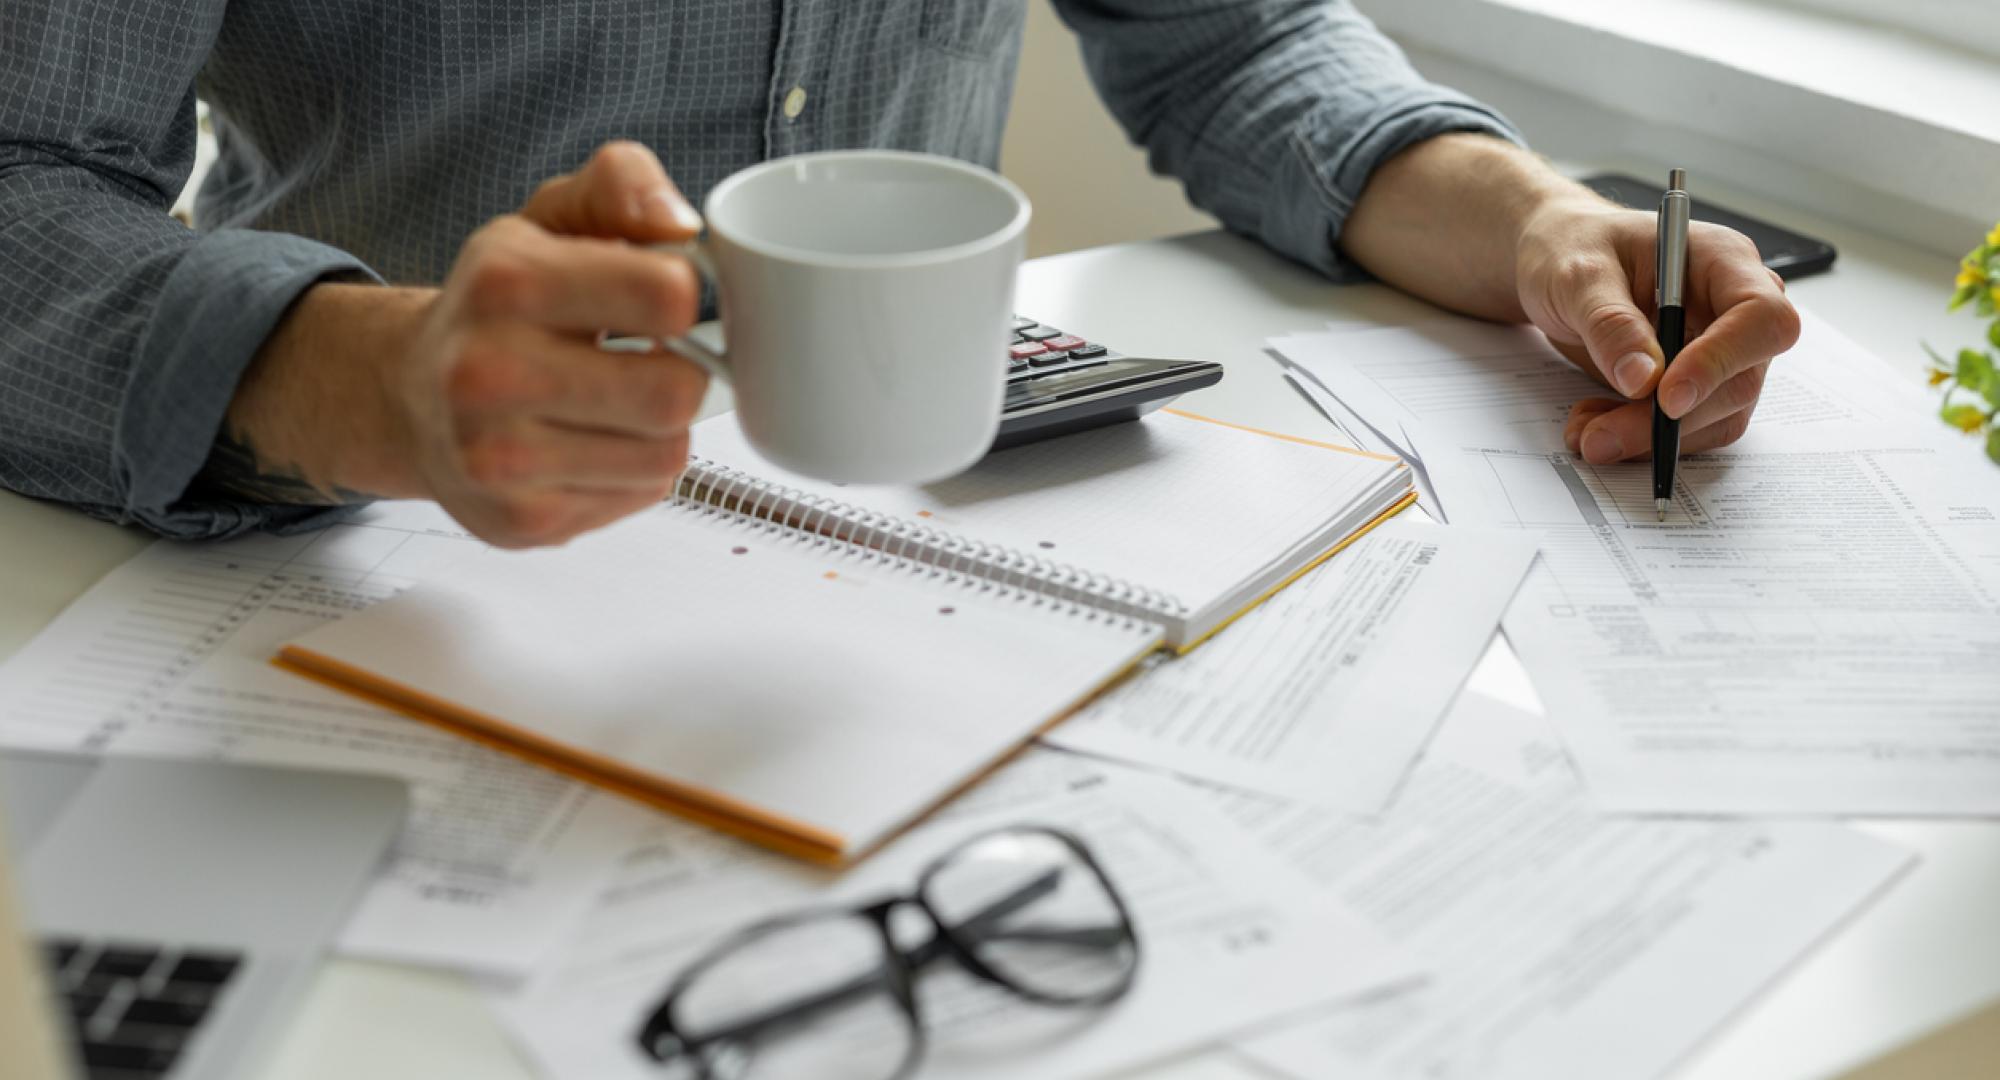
[1928,223,2000,464]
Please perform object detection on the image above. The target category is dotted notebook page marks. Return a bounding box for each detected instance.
[280,505,1158,850]
[686,411,1402,616]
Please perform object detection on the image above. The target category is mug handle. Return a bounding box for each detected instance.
[649,239,730,382]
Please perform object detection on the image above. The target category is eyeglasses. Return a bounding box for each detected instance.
[635,825,1141,1080]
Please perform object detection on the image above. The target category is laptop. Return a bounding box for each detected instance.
[0,751,406,1080]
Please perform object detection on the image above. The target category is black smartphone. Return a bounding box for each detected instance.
[1580,173,1838,280]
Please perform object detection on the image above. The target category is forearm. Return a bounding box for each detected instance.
[1339,134,1607,322]
[1057,0,1524,281]
[197,283,432,504]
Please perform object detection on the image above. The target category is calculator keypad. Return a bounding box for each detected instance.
[1006,317,1119,383]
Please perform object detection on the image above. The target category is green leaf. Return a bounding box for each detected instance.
[1951,284,1978,311]
[1989,426,2000,465]
[1989,318,2000,352]
[1958,348,1996,394]
[1942,402,1987,433]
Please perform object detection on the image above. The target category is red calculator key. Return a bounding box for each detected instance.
[1042,335,1085,352]
[1008,341,1048,361]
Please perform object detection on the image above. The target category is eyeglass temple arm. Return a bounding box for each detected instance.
[667,868,1125,1056]
[943,869,1127,951]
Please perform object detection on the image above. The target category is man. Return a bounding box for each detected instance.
[0,1,1796,549]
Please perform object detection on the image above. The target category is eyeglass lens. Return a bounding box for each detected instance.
[924,829,1135,1003]
[661,912,918,1080]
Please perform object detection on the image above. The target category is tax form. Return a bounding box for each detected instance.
[0,502,650,974]
[493,748,1418,1080]
[1044,520,1537,812]
[1273,311,2000,814]
[1228,693,1915,1080]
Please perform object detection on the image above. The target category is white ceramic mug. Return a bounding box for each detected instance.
[656,150,1030,485]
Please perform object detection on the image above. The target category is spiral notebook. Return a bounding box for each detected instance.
[277,410,1411,863]
[678,409,1413,650]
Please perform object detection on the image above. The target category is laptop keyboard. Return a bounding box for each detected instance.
[1008,315,1118,383]
[40,937,242,1079]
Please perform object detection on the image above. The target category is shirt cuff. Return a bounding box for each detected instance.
[1269,95,1527,283]
[118,229,382,540]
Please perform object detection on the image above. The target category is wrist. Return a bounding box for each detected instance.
[221,282,436,502]
[312,283,437,499]
[1496,156,1623,295]
[1342,134,1605,323]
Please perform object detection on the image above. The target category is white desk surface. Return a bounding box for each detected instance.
[3,177,1998,1080]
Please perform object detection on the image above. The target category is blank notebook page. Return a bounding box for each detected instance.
[690,410,1404,616]
[280,505,1158,855]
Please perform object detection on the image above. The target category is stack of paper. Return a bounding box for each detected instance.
[0,300,1961,1080]
[0,503,654,976]
[491,748,1422,1080]
[482,697,1914,1080]
[1044,519,1536,813]
[1224,693,1914,1080]
[1271,308,2000,814]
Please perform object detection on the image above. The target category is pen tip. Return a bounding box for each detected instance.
[1655,498,1668,522]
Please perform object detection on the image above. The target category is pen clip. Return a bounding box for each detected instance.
[1654,197,1669,311]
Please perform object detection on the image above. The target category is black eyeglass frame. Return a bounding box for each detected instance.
[635,825,1141,1079]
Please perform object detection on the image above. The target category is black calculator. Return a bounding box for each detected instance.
[995,315,1224,451]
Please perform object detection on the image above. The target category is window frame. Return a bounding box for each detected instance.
[1763,0,2000,61]
[1355,0,2000,249]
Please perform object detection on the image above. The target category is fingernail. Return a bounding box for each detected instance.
[648,189,703,233]
[1564,426,1582,454]
[1612,353,1657,397]
[1581,428,1623,463]
[1661,382,1697,418]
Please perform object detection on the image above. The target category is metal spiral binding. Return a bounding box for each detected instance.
[673,457,1187,630]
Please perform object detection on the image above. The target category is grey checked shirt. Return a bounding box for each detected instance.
[0,0,1518,539]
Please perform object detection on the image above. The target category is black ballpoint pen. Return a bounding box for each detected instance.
[1652,169,1692,521]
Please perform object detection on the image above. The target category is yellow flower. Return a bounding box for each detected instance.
[1961,264,1988,288]
[1988,222,2000,248]
[1991,285,2000,307]
[1930,368,1953,386]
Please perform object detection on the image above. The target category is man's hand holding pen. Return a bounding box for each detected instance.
[1515,203,1802,467]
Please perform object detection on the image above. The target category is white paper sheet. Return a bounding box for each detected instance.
[1272,310,2000,814]
[0,503,652,975]
[493,748,1419,1080]
[1227,693,1916,1080]
[1280,366,1451,522]
[1043,520,1537,813]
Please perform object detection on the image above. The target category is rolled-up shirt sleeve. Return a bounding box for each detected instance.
[1051,0,1526,281]
[0,0,376,540]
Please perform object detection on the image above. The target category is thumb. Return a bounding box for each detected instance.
[1549,272,1665,399]
[522,141,703,244]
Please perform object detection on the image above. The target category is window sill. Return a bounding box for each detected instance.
[1358,0,2000,254]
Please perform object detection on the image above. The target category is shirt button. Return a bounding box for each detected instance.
[782,85,808,120]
